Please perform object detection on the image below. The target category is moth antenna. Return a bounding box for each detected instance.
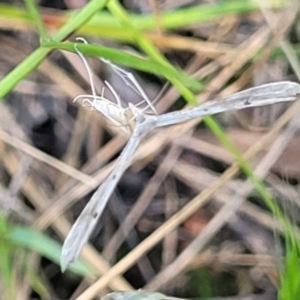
[74,38,98,103]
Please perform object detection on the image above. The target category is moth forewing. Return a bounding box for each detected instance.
[60,115,155,271]
[155,81,300,128]
[226,81,300,104]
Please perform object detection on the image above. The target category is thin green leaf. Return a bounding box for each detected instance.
[0,0,109,99]
[43,40,202,92]
[0,1,286,41]
[107,0,196,104]
[279,238,300,300]
[24,0,49,41]
[7,225,95,276]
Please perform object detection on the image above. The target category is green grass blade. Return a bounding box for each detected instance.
[107,0,197,104]
[8,225,95,276]
[0,0,109,99]
[42,40,202,92]
[205,116,300,246]
[0,215,17,299]
[0,1,286,41]
[279,237,300,300]
[25,0,49,41]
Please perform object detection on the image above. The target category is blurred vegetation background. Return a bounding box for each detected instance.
[0,0,300,299]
